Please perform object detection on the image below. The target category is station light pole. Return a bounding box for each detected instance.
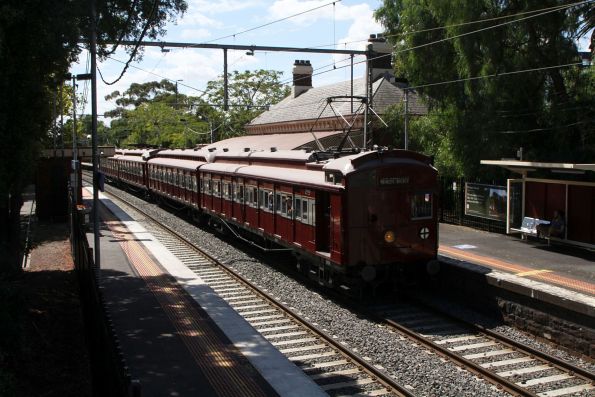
[71,73,92,206]
[90,0,100,269]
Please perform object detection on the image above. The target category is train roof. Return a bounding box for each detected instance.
[117,155,147,163]
[211,149,315,163]
[116,149,147,156]
[153,148,211,159]
[323,149,435,175]
[199,163,340,190]
[202,131,341,152]
[147,157,207,170]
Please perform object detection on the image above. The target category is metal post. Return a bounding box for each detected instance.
[350,54,354,115]
[72,75,78,204]
[90,0,100,269]
[59,83,64,148]
[363,47,370,150]
[404,88,409,150]
[223,49,228,111]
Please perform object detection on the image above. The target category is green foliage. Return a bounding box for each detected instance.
[105,70,291,147]
[375,0,595,178]
[0,0,187,273]
[104,80,209,147]
[195,69,291,139]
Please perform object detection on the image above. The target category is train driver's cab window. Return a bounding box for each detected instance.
[411,192,433,219]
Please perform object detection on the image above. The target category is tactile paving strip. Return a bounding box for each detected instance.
[440,246,595,296]
[99,205,272,397]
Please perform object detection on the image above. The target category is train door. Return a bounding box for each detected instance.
[316,191,331,253]
[330,193,343,264]
[232,178,244,223]
[244,181,258,228]
[258,182,275,234]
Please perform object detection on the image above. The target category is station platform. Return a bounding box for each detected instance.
[83,187,326,397]
[438,223,594,297]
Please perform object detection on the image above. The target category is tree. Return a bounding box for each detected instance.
[104,80,208,147]
[0,0,187,273]
[375,0,594,178]
[195,69,291,139]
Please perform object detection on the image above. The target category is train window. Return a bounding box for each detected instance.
[213,180,220,196]
[276,193,282,214]
[411,192,433,219]
[226,182,232,199]
[302,200,308,223]
[295,197,302,219]
[234,183,243,203]
[310,201,316,226]
[250,187,258,207]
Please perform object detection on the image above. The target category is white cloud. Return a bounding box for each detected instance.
[185,0,262,16]
[179,10,224,28]
[180,28,212,40]
[267,0,379,27]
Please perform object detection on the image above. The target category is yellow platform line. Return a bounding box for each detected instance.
[439,245,595,296]
[515,269,553,277]
[99,206,269,397]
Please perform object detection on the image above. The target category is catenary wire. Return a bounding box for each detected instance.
[197,0,341,45]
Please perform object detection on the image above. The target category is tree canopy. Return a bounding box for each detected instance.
[0,0,187,273]
[103,70,290,147]
[375,0,594,178]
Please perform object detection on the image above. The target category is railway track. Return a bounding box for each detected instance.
[94,183,415,397]
[369,301,594,397]
[87,175,594,396]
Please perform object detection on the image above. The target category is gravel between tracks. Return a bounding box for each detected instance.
[109,184,593,396]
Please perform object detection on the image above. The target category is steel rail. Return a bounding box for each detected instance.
[90,176,415,397]
[371,295,595,397]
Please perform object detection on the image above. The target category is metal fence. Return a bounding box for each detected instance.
[439,177,507,234]
[69,190,140,397]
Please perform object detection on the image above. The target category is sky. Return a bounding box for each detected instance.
[69,0,592,121]
[71,0,384,119]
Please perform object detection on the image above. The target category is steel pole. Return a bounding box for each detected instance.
[404,89,409,150]
[72,76,78,204]
[90,0,100,269]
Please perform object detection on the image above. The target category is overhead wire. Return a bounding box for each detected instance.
[106,56,208,95]
[198,0,341,45]
[98,0,159,86]
[304,0,592,50]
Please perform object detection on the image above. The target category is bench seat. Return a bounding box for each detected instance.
[510,217,550,238]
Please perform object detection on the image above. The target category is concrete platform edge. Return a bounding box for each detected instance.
[90,188,326,397]
[439,254,595,318]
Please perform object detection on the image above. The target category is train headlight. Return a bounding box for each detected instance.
[384,230,395,243]
[419,227,430,239]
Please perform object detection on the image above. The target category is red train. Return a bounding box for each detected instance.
[101,147,439,289]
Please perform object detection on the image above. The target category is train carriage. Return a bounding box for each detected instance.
[146,157,204,208]
[103,146,438,289]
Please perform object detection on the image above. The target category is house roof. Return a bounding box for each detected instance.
[248,75,427,127]
[202,131,343,151]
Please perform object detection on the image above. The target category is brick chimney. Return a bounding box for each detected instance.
[292,59,313,98]
[367,34,393,81]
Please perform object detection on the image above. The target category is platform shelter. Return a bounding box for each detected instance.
[480,160,595,248]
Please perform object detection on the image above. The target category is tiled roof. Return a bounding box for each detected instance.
[249,75,427,127]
